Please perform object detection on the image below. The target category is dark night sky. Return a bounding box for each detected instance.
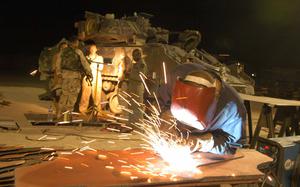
[1,0,300,74]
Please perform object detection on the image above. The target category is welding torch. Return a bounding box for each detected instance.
[228,142,250,149]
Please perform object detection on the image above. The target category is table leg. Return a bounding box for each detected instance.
[295,120,300,135]
[250,104,274,148]
[265,105,275,138]
[250,106,264,149]
[244,101,253,144]
[279,117,292,137]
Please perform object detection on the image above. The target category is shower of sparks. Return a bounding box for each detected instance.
[120,125,133,130]
[75,151,85,156]
[153,92,162,113]
[30,69,38,76]
[122,91,132,98]
[123,147,132,151]
[107,152,119,157]
[38,135,47,140]
[48,156,55,161]
[97,154,108,160]
[120,171,132,176]
[130,176,139,180]
[106,114,129,121]
[81,139,96,144]
[81,163,89,167]
[163,62,167,84]
[118,77,202,175]
[118,93,132,106]
[119,106,134,114]
[106,127,121,133]
[118,159,128,164]
[57,157,70,161]
[45,136,57,140]
[105,165,115,170]
[175,97,188,100]
[130,151,145,155]
[80,146,96,152]
[72,148,79,152]
[130,92,140,98]
[131,98,141,107]
[60,152,72,155]
[139,72,148,80]
[51,67,202,183]
[136,120,201,174]
[139,74,151,95]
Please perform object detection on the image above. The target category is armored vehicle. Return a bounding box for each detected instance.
[39,11,254,114]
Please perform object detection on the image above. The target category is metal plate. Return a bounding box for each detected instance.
[15,149,271,187]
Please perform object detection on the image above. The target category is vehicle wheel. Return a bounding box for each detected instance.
[109,93,122,114]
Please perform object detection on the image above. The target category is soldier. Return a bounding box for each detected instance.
[51,41,68,113]
[117,53,132,111]
[56,36,92,119]
[79,44,104,115]
[38,39,68,101]
[127,49,148,129]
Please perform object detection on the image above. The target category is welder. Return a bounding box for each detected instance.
[158,63,246,155]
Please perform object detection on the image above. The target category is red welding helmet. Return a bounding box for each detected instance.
[170,71,219,131]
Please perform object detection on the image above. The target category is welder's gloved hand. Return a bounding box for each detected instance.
[159,110,179,136]
[160,110,173,123]
[188,133,214,153]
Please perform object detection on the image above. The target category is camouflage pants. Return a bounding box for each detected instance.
[51,73,63,115]
[57,71,81,118]
[128,80,145,127]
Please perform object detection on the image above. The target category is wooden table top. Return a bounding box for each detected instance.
[239,93,300,106]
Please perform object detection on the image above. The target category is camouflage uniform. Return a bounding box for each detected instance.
[56,47,92,118]
[117,55,131,116]
[38,39,68,101]
[50,50,63,113]
[38,47,57,100]
[127,50,148,127]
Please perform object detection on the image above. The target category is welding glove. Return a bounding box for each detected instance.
[160,110,173,123]
[159,110,179,136]
[188,133,214,153]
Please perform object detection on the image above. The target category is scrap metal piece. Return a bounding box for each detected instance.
[0,146,23,153]
[0,160,25,174]
[0,149,55,161]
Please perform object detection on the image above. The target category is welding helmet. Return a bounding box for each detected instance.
[170,70,220,131]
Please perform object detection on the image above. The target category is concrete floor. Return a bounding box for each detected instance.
[0,73,266,150]
[0,74,144,150]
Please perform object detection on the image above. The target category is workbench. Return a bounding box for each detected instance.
[239,93,300,148]
[15,148,272,187]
